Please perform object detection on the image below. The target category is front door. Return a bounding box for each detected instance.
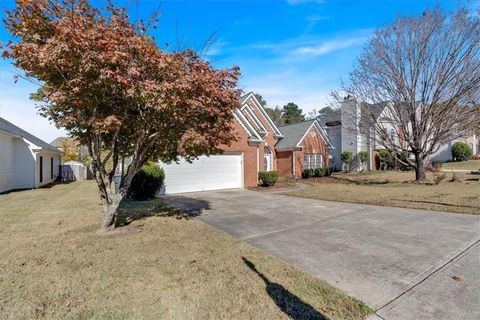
[264,147,273,171]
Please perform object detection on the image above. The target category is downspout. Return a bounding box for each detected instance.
[256,146,259,176]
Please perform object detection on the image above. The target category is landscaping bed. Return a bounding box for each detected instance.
[0,181,370,320]
[249,177,297,192]
[442,160,480,171]
[285,171,480,215]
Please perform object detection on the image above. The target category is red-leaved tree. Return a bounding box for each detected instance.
[3,0,240,231]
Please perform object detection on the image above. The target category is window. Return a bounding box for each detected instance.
[315,154,323,168]
[303,154,323,169]
[39,156,43,183]
[51,158,54,180]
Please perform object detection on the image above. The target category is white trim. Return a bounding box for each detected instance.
[256,146,259,173]
[296,121,318,148]
[241,152,245,188]
[242,105,268,133]
[243,92,284,137]
[295,120,334,149]
[233,111,263,141]
[292,151,296,177]
[314,121,335,149]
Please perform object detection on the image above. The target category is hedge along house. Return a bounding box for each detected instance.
[160,92,284,194]
[275,119,334,179]
[0,117,62,193]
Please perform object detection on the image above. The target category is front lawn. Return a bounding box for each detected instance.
[442,160,480,171]
[286,171,480,215]
[0,181,370,320]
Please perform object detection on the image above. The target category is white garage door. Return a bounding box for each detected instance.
[161,154,243,194]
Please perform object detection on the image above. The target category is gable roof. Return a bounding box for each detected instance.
[319,109,341,127]
[234,92,284,143]
[276,119,333,150]
[234,110,263,144]
[0,117,61,153]
[276,120,316,150]
[240,92,283,138]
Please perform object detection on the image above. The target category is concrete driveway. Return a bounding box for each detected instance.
[163,189,480,320]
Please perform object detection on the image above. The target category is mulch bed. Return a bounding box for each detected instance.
[248,182,297,192]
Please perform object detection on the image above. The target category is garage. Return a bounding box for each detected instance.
[160,153,243,194]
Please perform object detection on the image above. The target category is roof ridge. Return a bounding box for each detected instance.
[278,119,315,128]
[0,116,61,152]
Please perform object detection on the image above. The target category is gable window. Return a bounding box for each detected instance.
[264,147,273,171]
[303,154,323,169]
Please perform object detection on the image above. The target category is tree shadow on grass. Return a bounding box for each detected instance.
[116,198,190,228]
[242,257,326,320]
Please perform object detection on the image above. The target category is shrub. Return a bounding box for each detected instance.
[324,167,332,176]
[358,151,369,165]
[128,162,165,200]
[302,168,314,179]
[314,167,330,177]
[258,171,278,187]
[379,149,394,170]
[396,150,412,171]
[451,142,473,162]
[340,151,353,172]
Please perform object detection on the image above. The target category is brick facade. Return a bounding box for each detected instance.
[217,94,282,188]
[216,94,331,187]
[278,125,331,179]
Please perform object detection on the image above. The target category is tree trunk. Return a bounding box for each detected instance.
[414,152,426,182]
[96,175,124,232]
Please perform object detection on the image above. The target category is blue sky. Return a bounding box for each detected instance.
[0,0,474,142]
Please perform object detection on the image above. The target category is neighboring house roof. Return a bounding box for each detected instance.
[0,117,61,153]
[318,101,389,129]
[319,109,341,127]
[276,119,334,150]
[50,136,74,148]
[359,101,389,130]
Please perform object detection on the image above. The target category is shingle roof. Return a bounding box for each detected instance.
[0,117,61,153]
[359,102,388,129]
[276,120,316,150]
[319,109,341,126]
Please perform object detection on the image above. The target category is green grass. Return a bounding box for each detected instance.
[442,160,480,171]
[0,181,371,320]
[287,171,480,215]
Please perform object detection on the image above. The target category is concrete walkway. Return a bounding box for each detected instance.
[163,189,480,320]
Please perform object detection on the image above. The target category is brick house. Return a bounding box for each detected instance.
[161,93,333,194]
[161,92,284,194]
[276,120,334,178]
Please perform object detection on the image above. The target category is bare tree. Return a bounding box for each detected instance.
[342,7,480,181]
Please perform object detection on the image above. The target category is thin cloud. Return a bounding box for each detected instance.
[306,15,329,22]
[286,0,325,5]
[293,36,368,56]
